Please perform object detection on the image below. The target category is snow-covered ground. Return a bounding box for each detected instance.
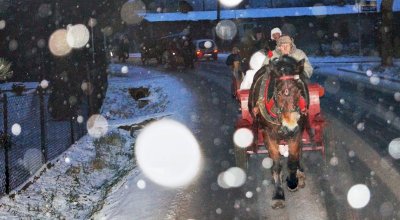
[0,55,399,219]
[0,64,195,219]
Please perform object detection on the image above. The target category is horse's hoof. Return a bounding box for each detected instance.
[286,176,298,191]
[297,171,306,188]
[287,185,298,192]
[271,200,285,209]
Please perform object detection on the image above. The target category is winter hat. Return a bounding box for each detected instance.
[277,35,293,46]
[270,27,282,40]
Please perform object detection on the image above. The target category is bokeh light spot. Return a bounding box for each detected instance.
[356,122,365,131]
[0,20,6,30]
[311,4,327,18]
[40,80,49,89]
[216,20,237,40]
[388,138,400,159]
[347,184,370,209]
[245,191,253,198]
[262,157,273,169]
[370,74,380,85]
[137,179,146,189]
[219,0,243,8]
[213,138,221,146]
[38,3,52,18]
[233,128,253,148]
[77,115,84,124]
[67,24,90,49]
[37,39,46,48]
[220,167,246,188]
[394,92,400,102]
[23,148,42,174]
[330,156,339,166]
[11,123,21,136]
[87,114,108,138]
[9,40,18,51]
[121,66,129,74]
[204,41,212,49]
[49,29,72,56]
[120,0,146,25]
[88,18,97,28]
[135,119,202,188]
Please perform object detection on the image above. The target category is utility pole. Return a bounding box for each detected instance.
[216,0,221,22]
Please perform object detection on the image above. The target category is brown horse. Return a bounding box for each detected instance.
[249,55,310,209]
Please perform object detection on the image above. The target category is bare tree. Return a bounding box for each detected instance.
[380,0,394,66]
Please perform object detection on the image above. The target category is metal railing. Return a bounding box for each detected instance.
[0,88,89,196]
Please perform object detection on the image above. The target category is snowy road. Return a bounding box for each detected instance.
[1,57,398,219]
[94,60,330,219]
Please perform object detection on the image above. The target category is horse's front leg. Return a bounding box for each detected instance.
[264,131,285,209]
[286,135,305,191]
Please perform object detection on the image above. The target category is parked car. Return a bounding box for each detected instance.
[193,39,218,61]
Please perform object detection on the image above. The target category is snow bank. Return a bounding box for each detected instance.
[0,64,191,219]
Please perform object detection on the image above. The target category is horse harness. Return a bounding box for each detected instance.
[257,73,307,126]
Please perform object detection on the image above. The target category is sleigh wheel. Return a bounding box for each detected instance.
[234,144,249,170]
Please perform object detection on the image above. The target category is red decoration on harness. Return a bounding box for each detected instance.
[265,98,277,118]
[268,50,273,58]
[298,96,307,113]
[263,78,278,118]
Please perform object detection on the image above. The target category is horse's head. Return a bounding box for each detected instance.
[270,55,308,131]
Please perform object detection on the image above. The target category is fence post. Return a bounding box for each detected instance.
[3,94,10,194]
[39,88,47,164]
[70,116,74,145]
